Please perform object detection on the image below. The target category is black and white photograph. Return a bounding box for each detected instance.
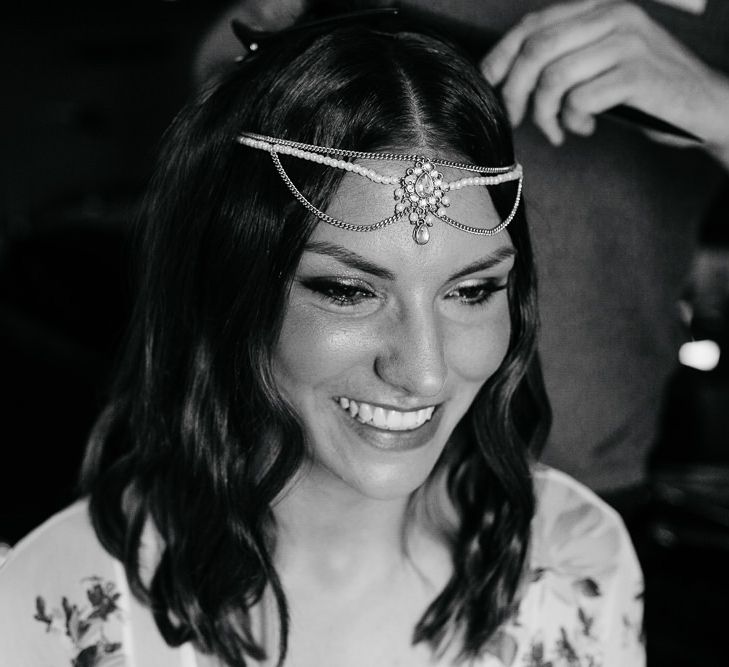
[1,1,728,665]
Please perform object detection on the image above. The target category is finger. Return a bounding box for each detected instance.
[560,108,597,136]
[563,66,634,119]
[531,36,624,144]
[500,12,618,126]
[564,67,699,143]
[480,0,615,84]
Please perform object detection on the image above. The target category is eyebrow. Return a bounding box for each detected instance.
[303,241,396,280]
[446,246,516,282]
[303,240,516,282]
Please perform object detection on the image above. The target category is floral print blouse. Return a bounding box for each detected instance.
[0,466,644,666]
[481,467,645,666]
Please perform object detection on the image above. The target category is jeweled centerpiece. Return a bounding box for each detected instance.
[393,159,450,245]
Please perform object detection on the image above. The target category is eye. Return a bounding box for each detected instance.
[300,278,377,308]
[446,279,508,306]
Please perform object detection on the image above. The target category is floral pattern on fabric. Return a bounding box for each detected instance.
[33,576,124,666]
[482,469,645,667]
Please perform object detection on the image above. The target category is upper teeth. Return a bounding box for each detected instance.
[338,397,435,431]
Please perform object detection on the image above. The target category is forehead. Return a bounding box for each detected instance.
[305,159,513,276]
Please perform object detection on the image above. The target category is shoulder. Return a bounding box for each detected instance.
[490,466,646,666]
[531,465,631,561]
[529,465,644,598]
[0,500,126,666]
[0,499,116,594]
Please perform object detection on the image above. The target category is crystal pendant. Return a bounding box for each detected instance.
[396,159,447,245]
[413,223,430,245]
[414,173,434,197]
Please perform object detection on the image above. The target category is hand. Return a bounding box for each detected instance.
[480,0,729,168]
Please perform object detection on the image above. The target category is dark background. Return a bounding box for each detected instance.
[1,2,728,666]
[1,0,227,539]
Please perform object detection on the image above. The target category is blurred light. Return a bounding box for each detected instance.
[651,522,679,549]
[679,339,721,371]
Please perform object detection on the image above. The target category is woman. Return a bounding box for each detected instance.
[0,20,644,667]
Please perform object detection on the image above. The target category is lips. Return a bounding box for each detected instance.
[337,397,435,431]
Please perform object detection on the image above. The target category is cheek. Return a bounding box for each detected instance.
[273,305,371,397]
[448,301,512,383]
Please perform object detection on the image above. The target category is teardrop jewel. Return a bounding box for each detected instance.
[414,172,434,197]
[413,223,430,245]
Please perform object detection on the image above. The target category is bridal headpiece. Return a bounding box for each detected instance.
[237,131,523,245]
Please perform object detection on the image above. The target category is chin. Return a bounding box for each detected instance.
[308,419,452,502]
[325,459,440,502]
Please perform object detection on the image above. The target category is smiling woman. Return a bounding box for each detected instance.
[274,163,516,503]
[0,14,643,667]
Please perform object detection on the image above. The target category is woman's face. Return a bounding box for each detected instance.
[273,160,515,501]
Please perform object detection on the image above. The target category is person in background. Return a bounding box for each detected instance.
[194,0,729,517]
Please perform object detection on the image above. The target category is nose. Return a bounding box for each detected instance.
[374,305,447,398]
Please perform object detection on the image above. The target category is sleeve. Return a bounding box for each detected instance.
[513,467,646,667]
[0,502,128,667]
[601,517,645,666]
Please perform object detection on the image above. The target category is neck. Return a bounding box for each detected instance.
[273,467,413,588]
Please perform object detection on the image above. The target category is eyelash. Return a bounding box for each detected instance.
[302,279,508,308]
[305,280,375,307]
[447,281,508,306]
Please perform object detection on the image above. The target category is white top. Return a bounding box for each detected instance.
[0,467,645,666]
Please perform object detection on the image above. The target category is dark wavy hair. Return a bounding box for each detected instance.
[81,23,550,667]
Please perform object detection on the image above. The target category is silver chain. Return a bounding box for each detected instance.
[246,132,515,175]
[270,150,522,236]
[242,132,523,241]
[440,177,523,236]
[271,152,405,231]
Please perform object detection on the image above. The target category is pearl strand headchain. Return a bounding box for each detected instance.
[236,131,523,245]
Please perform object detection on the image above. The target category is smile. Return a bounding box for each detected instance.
[337,397,435,431]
